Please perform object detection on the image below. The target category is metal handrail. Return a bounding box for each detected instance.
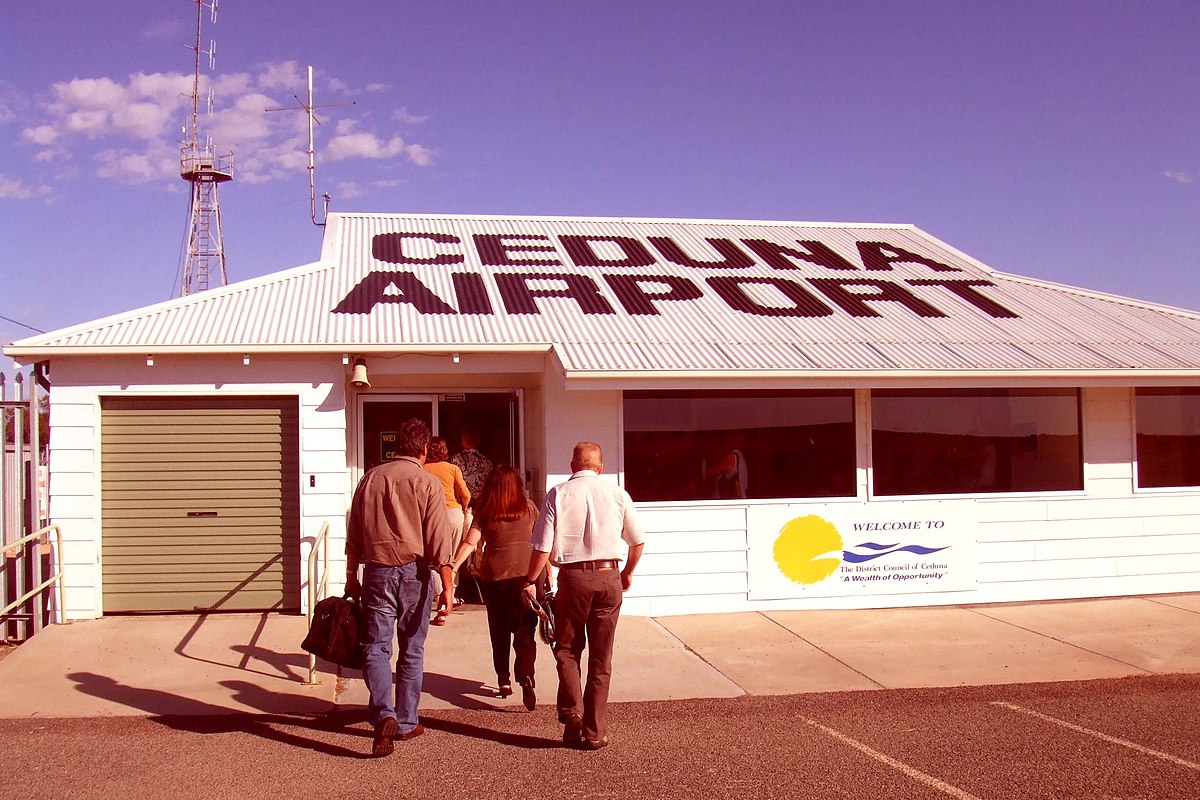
[304,520,331,685]
[1,524,64,625]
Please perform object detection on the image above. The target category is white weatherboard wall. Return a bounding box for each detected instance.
[45,359,1200,619]
[619,386,1200,616]
[47,355,349,620]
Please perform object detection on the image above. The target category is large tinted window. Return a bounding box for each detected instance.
[871,388,1082,496]
[1136,388,1200,488]
[623,390,856,502]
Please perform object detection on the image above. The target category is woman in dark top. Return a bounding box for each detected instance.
[450,464,542,709]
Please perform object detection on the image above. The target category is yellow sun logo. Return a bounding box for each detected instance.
[773,515,844,585]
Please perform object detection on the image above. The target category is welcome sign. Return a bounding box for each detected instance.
[747,503,977,600]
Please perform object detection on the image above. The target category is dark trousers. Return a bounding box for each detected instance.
[479,576,538,687]
[553,568,623,742]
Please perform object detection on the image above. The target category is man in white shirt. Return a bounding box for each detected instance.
[523,441,645,750]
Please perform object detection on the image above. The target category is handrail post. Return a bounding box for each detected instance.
[52,525,64,624]
[305,521,331,685]
[0,524,64,628]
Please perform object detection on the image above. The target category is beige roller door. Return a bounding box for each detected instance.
[101,397,300,612]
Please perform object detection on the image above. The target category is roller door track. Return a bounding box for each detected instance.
[101,397,300,612]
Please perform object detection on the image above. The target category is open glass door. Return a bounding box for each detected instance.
[358,392,522,475]
[361,396,436,473]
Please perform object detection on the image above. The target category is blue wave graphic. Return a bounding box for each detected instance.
[842,543,950,563]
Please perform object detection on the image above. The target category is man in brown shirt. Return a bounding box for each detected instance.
[346,417,456,757]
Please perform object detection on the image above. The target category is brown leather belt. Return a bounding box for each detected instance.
[560,559,619,571]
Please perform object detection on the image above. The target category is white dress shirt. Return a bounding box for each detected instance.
[529,470,645,565]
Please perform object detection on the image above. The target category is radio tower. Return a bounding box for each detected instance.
[179,0,232,296]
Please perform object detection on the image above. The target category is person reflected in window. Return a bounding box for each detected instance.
[707,432,749,499]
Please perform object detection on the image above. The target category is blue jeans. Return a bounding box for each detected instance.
[360,562,432,732]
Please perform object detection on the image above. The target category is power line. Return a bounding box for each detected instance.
[0,313,45,334]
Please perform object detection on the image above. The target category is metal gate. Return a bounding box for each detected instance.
[1,368,50,640]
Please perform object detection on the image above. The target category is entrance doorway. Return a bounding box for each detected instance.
[359,392,522,475]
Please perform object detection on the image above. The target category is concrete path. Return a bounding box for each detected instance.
[1,593,1197,718]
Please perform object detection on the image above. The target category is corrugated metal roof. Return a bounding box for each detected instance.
[8,212,1200,376]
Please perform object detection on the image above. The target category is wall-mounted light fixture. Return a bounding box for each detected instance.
[452,352,460,364]
[146,355,155,367]
[242,354,251,366]
[349,356,371,389]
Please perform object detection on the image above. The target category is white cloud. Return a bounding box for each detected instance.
[16,61,435,188]
[95,144,179,184]
[117,102,175,139]
[327,132,409,161]
[66,109,111,136]
[22,124,58,146]
[257,61,304,91]
[366,83,388,93]
[214,72,254,98]
[405,144,436,166]
[128,71,195,103]
[1163,170,1194,184]
[53,77,127,110]
[0,174,51,200]
[326,76,352,95]
[326,118,434,165]
[210,93,280,145]
[337,181,362,198]
[394,107,429,124]
[0,81,21,124]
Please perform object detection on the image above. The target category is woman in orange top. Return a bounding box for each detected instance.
[423,436,470,624]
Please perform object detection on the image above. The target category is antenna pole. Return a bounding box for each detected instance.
[307,66,320,226]
[189,0,202,146]
[266,64,354,228]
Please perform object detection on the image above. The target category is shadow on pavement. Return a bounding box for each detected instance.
[67,670,561,753]
[68,671,370,758]
[421,670,507,711]
[422,715,561,749]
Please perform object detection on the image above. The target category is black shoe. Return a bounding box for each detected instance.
[498,681,513,698]
[578,736,609,751]
[520,677,536,711]
[372,717,398,757]
[562,714,583,747]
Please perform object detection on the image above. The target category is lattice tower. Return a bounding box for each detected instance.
[179,0,232,296]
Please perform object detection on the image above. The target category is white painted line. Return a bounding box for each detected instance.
[801,716,984,800]
[991,701,1200,772]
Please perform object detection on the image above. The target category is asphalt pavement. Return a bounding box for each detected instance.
[2,674,1198,799]
[0,593,1198,799]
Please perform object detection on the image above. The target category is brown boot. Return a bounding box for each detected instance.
[562,714,583,748]
[372,717,398,757]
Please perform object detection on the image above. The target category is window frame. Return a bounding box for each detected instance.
[621,388,859,504]
[1133,386,1200,491]
[867,387,1085,500]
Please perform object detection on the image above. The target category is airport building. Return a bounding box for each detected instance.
[7,213,1200,619]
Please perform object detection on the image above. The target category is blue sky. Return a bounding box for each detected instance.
[2,1,1198,374]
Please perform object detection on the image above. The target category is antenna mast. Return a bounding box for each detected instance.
[266,65,354,227]
[179,0,232,296]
